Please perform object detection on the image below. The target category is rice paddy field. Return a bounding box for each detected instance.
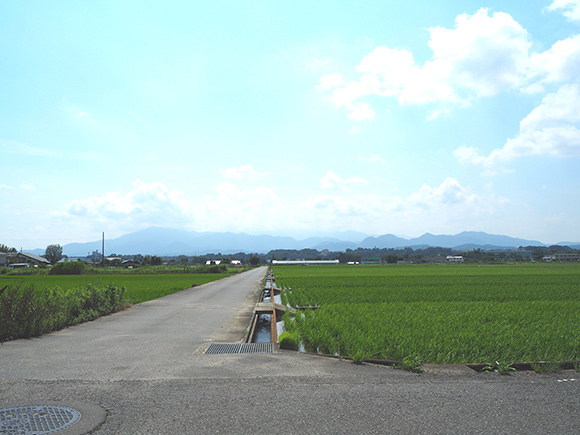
[273,263,580,365]
[0,272,232,304]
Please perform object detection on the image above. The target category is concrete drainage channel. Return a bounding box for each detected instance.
[202,270,283,355]
[0,401,106,435]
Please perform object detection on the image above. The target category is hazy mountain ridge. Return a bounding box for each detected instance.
[32,227,579,257]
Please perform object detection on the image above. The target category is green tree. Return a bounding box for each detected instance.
[249,256,260,266]
[0,244,17,253]
[45,244,63,265]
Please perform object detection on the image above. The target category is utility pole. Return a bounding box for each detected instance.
[101,232,105,267]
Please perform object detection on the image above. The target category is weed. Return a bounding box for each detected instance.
[0,283,126,342]
[394,356,424,374]
[574,362,580,372]
[482,361,516,375]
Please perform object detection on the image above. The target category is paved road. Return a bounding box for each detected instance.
[1,266,579,434]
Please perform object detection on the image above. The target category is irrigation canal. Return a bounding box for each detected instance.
[248,270,292,344]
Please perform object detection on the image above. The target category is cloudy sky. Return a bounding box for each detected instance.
[2,0,580,249]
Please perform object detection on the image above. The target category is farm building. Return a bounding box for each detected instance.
[16,252,51,267]
[271,260,339,265]
[205,260,222,265]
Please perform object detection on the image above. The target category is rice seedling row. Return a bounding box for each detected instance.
[274,264,580,364]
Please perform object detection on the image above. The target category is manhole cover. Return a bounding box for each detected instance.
[0,405,81,435]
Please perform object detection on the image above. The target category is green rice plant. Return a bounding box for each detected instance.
[272,263,580,365]
[279,331,299,350]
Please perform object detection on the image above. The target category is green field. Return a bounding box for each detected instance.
[273,263,580,365]
[0,272,232,304]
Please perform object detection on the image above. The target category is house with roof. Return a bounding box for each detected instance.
[16,252,51,267]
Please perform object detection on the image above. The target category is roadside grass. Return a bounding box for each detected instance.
[0,283,125,342]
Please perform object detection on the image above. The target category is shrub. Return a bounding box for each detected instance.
[279,331,299,350]
[49,261,86,275]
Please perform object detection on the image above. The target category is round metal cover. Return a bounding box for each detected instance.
[0,405,81,435]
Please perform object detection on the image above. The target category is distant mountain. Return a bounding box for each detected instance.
[60,227,371,256]
[26,227,577,257]
[360,231,545,250]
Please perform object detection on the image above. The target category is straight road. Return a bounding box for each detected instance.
[0,266,266,381]
[1,266,579,434]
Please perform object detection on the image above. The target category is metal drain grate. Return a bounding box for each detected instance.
[205,342,273,354]
[0,405,81,435]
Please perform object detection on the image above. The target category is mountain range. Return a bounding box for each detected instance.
[26,227,580,257]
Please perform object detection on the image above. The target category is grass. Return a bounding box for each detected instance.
[274,263,580,365]
[0,272,233,304]
[0,269,238,341]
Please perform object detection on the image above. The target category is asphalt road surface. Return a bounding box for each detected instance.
[1,266,579,434]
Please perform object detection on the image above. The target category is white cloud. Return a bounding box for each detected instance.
[320,170,343,189]
[407,177,477,208]
[0,139,56,157]
[529,35,580,85]
[347,102,375,120]
[20,185,36,191]
[199,181,282,233]
[220,164,267,181]
[46,176,506,243]
[358,154,385,164]
[64,101,104,131]
[320,170,368,190]
[322,9,535,119]
[455,84,580,166]
[318,73,344,90]
[428,9,531,97]
[547,0,580,21]
[64,179,195,228]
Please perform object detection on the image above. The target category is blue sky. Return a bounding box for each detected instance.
[2,0,580,249]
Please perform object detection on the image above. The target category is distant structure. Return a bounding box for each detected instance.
[446,255,464,263]
[16,252,51,267]
[271,260,339,265]
[552,253,579,262]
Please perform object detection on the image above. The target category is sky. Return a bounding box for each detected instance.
[1,0,580,250]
